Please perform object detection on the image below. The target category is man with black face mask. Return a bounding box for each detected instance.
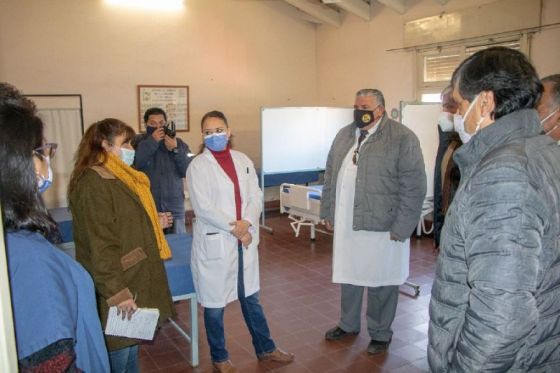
[321,89,426,355]
[133,107,192,234]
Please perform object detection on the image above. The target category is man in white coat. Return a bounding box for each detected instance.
[321,89,426,354]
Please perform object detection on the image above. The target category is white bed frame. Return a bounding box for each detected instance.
[279,183,324,239]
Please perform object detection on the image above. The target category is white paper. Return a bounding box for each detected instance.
[105,307,160,340]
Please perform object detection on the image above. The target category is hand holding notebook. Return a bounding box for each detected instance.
[105,306,160,340]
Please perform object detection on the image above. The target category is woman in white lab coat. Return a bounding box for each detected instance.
[186,111,294,372]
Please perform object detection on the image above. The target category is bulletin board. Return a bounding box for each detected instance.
[137,85,189,132]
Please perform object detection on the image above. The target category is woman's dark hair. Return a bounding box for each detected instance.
[201,110,229,128]
[451,46,543,120]
[198,110,233,153]
[0,83,60,242]
[68,118,135,194]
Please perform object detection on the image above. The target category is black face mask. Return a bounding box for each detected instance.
[354,109,375,128]
[146,126,156,135]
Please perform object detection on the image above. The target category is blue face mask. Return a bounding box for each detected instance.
[204,133,228,152]
[120,147,135,166]
[37,157,53,194]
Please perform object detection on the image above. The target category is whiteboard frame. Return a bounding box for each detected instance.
[260,106,353,230]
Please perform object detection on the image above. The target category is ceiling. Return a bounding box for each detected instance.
[277,0,451,27]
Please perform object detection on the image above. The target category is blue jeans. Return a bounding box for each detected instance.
[204,244,276,362]
[172,218,186,234]
[109,345,139,373]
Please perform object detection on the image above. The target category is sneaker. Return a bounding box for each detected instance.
[366,339,391,355]
[325,326,359,341]
[258,348,295,363]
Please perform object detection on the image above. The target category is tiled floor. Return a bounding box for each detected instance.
[140,212,437,372]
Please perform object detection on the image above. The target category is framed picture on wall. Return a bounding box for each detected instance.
[137,85,190,132]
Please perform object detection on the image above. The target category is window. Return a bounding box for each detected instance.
[423,52,461,83]
[416,37,526,102]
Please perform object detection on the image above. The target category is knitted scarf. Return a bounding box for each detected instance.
[103,152,172,260]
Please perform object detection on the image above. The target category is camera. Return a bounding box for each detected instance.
[163,121,176,138]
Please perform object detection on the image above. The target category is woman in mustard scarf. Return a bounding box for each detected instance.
[68,118,175,373]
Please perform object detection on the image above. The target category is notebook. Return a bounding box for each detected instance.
[105,306,160,340]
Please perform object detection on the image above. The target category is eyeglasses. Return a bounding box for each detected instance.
[33,143,58,159]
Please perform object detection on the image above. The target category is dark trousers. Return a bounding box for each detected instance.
[339,284,399,342]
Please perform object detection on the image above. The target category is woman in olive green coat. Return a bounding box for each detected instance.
[69,118,175,373]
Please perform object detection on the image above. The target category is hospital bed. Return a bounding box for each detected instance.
[279,183,324,240]
[416,196,434,237]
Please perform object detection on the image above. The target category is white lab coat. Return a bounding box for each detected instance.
[332,135,409,287]
[186,148,262,308]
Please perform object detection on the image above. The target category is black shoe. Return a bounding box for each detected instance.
[367,339,391,355]
[325,326,359,341]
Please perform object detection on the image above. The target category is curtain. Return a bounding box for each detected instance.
[37,107,82,209]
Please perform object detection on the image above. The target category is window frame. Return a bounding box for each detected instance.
[414,34,529,102]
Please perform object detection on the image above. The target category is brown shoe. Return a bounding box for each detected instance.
[258,348,295,363]
[213,360,237,373]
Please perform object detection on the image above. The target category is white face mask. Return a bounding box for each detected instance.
[542,107,559,136]
[452,94,484,143]
[437,112,455,132]
[119,147,135,166]
[453,114,471,143]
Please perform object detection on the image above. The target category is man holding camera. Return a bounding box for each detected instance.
[134,107,192,234]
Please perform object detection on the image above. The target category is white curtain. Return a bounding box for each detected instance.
[37,107,83,209]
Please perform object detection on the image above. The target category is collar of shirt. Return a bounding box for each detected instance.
[355,118,381,141]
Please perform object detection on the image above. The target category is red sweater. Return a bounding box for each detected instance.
[210,147,242,220]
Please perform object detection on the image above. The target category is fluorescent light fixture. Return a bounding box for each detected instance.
[104,0,184,11]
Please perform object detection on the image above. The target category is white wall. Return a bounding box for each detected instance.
[531,0,560,77]
[0,0,317,164]
[0,0,558,200]
[315,0,560,110]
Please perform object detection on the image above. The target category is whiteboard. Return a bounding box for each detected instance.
[261,107,353,174]
[400,102,440,198]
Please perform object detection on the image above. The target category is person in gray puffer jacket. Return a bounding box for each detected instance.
[428,47,560,372]
[321,88,426,355]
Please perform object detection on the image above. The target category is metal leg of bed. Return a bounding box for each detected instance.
[403,281,420,297]
[310,225,316,240]
[169,293,199,367]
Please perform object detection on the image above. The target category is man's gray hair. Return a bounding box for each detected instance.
[542,74,560,106]
[356,89,385,107]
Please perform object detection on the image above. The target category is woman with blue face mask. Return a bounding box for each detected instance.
[68,118,175,373]
[0,82,110,372]
[186,111,294,373]
[33,142,57,193]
